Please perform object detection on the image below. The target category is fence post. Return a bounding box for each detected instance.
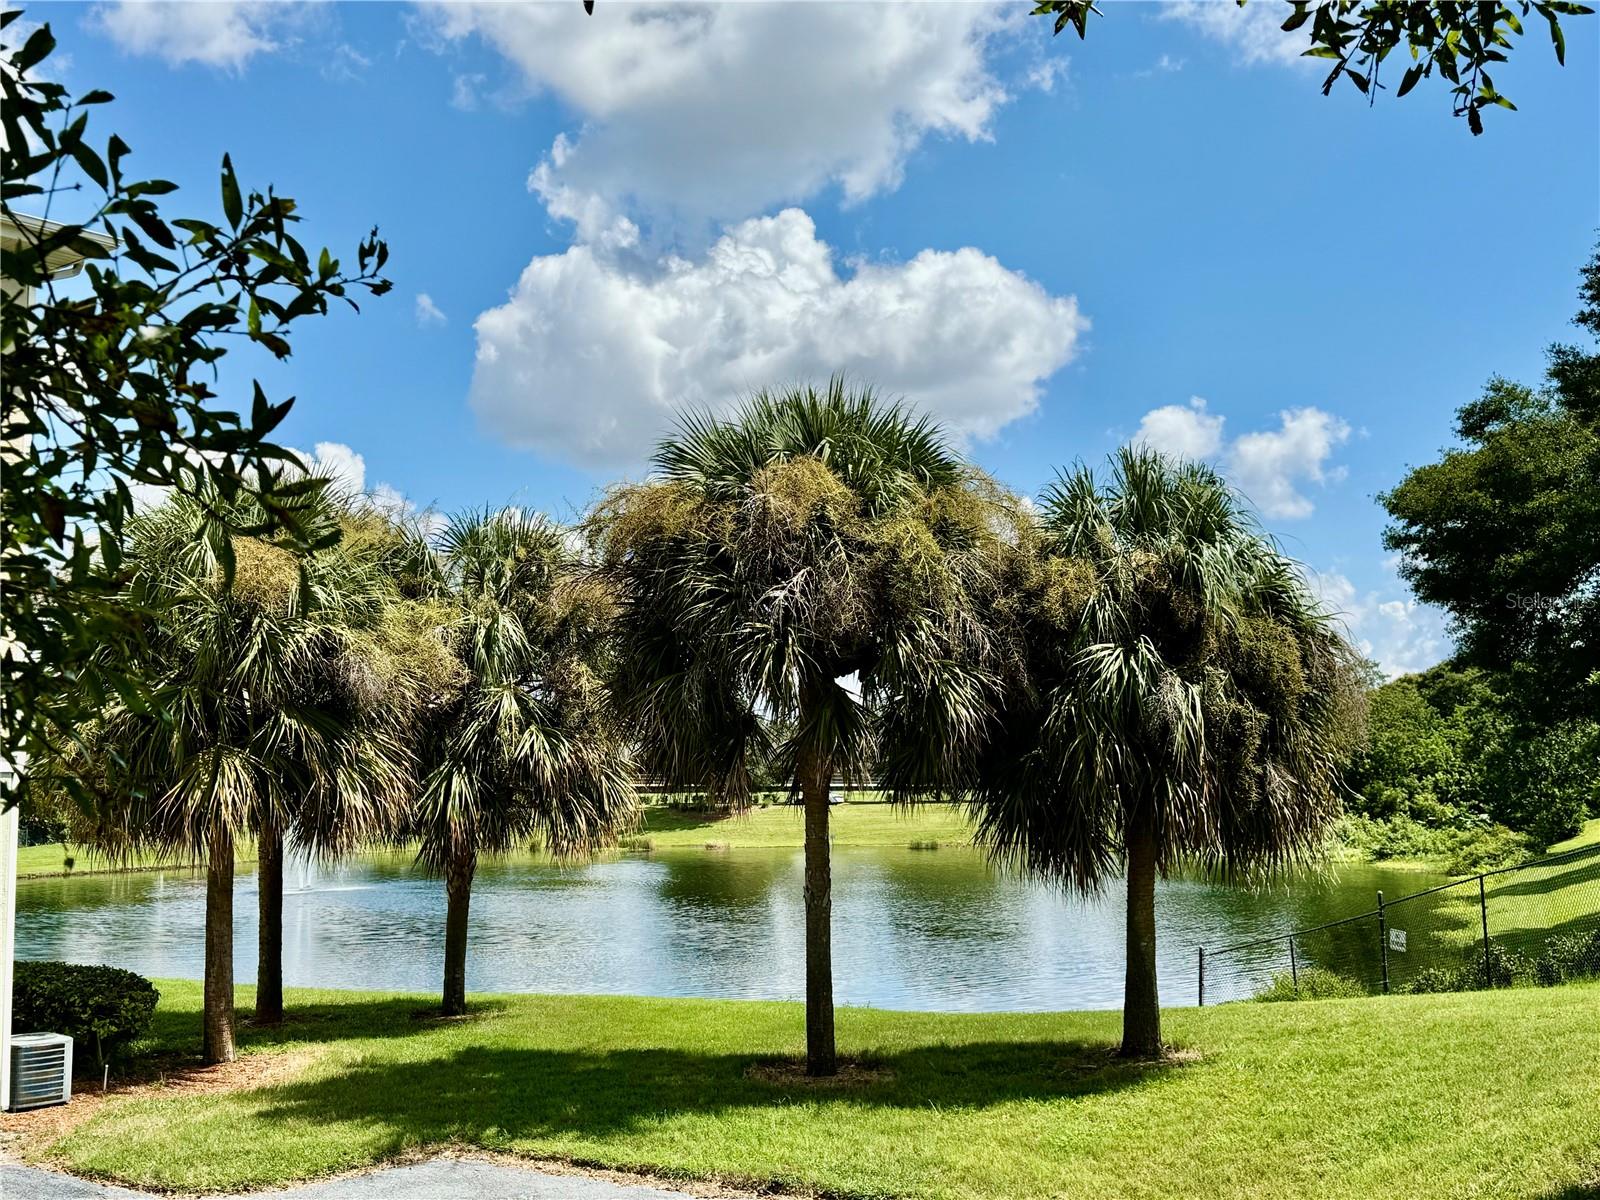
[1377,890,1390,995]
[1479,873,1492,988]
[1198,946,1205,1007]
[1289,937,1299,998]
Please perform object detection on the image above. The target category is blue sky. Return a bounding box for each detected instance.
[24,1,1600,675]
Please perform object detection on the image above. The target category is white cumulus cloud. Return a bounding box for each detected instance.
[1130,399,1350,519]
[1132,396,1225,460]
[295,442,445,536]
[422,0,1014,241]
[1309,568,1453,679]
[1225,407,1351,519]
[88,1,317,69]
[469,208,1085,468]
[297,441,367,495]
[128,440,400,517]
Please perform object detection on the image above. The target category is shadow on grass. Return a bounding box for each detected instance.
[1487,845,1600,901]
[1492,909,1600,952]
[246,1038,1179,1147]
[638,806,754,836]
[140,994,512,1060]
[1537,1178,1600,1199]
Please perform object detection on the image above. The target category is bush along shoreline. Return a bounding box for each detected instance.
[1253,929,1600,1002]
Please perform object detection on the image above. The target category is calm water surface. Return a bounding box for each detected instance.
[15,846,1439,1010]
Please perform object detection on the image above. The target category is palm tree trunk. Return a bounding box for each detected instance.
[255,813,284,1025]
[442,847,476,1017]
[1120,799,1162,1059]
[203,824,237,1065]
[800,739,837,1077]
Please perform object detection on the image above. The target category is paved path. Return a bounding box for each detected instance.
[0,1160,710,1199]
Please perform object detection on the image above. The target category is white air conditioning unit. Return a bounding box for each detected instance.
[9,1033,72,1111]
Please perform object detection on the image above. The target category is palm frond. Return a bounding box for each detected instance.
[409,508,639,870]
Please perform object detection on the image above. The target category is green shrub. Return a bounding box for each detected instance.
[1403,943,1531,994]
[1253,966,1368,1002]
[1532,928,1600,986]
[1401,965,1470,994]
[13,961,159,1069]
[1422,935,1600,994]
[1442,824,1533,874]
[1336,814,1530,873]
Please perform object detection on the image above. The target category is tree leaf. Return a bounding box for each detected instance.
[220,153,243,230]
[1545,9,1568,63]
[127,205,177,251]
[14,23,56,73]
[69,139,108,190]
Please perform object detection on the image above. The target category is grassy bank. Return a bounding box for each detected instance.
[15,804,969,878]
[633,800,975,850]
[20,812,1596,877]
[27,980,1600,1199]
[16,840,258,879]
[1327,814,1600,876]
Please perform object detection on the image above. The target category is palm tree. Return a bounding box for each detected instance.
[410,509,637,1018]
[969,447,1365,1058]
[251,504,428,1026]
[57,488,414,1061]
[590,381,1016,1075]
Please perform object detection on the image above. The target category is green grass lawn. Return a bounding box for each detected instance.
[15,840,258,879]
[1483,818,1600,957]
[1551,817,1600,855]
[37,980,1600,1199]
[635,799,975,849]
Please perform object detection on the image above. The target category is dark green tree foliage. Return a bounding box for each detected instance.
[970,449,1365,1057]
[1347,664,1597,850]
[1488,720,1599,844]
[1,13,391,795]
[1033,1,1593,133]
[1346,668,1490,821]
[1381,248,1600,722]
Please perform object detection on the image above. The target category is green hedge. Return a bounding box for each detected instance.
[13,961,159,1069]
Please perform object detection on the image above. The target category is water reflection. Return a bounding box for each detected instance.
[15,847,1441,1011]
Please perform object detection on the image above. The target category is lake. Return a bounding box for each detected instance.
[14,846,1440,1010]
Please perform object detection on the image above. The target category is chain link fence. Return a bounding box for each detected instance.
[1198,842,1600,1005]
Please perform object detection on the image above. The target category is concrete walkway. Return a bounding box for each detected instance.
[0,1160,712,1199]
